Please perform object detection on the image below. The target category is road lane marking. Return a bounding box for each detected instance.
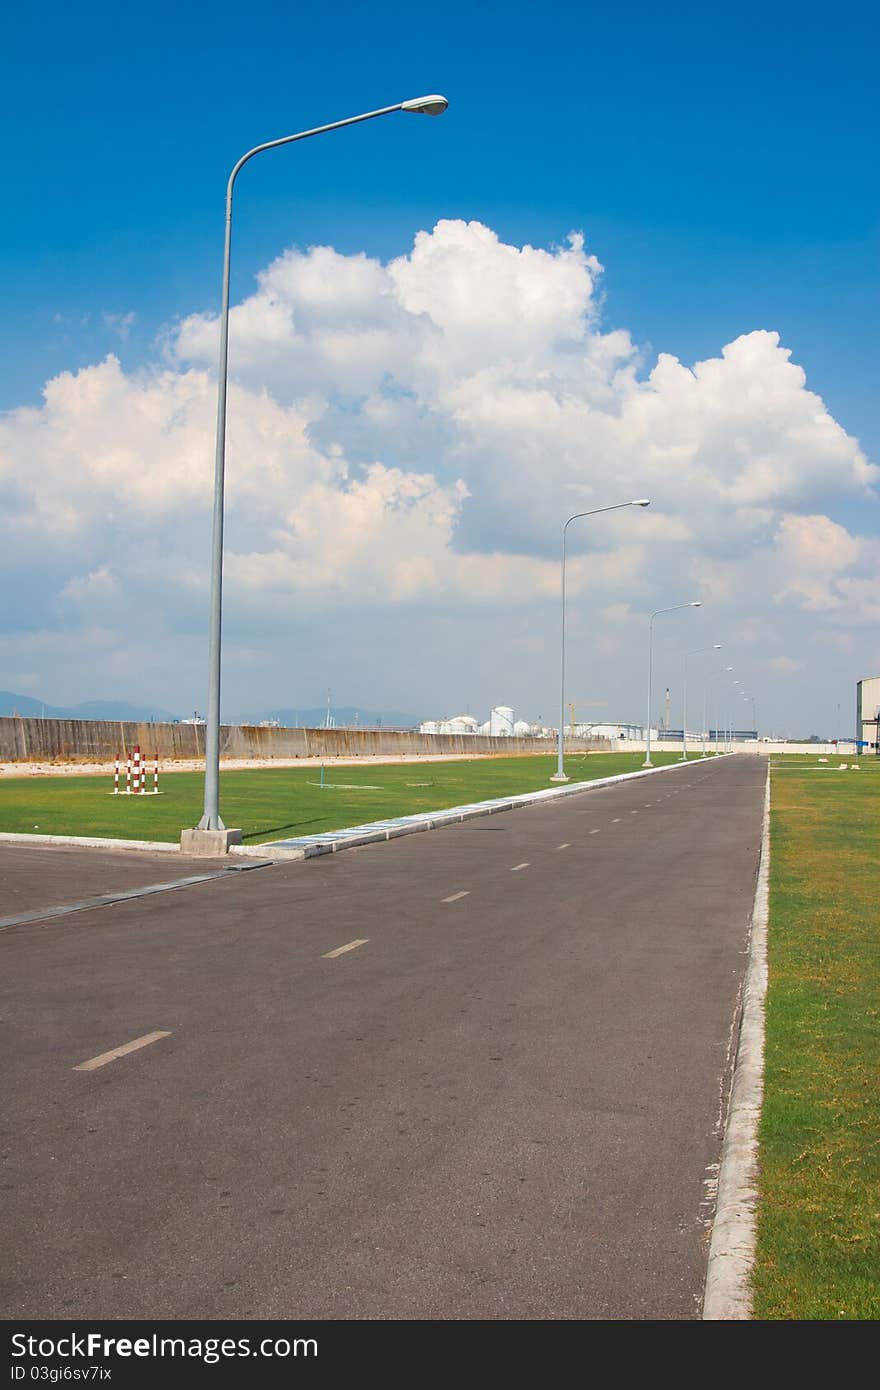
[73,1030,170,1072]
[322,939,369,959]
[630,809,639,814]
[442,891,470,903]
[589,829,600,835]
[612,818,621,823]
[510,862,530,871]
[557,843,570,850]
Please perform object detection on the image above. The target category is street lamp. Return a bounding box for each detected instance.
[550,499,650,783]
[643,602,701,768]
[739,695,756,750]
[703,666,733,756]
[680,645,722,762]
[729,679,741,750]
[190,96,449,845]
[720,676,740,752]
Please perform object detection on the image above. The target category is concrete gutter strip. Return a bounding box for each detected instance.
[702,760,770,1319]
[0,872,230,932]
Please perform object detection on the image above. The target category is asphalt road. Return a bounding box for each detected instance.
[1,754,766,1320]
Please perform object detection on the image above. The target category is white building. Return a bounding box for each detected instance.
[572,721,648,740]
[856,675,880,751]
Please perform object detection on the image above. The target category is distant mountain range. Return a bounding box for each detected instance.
[0,691,420,728]
[0,691,179,722]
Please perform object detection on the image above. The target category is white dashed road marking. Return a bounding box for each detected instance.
[73,1030,171,1072]
[511,862,530,872]
[589,829,600,835]
[557,843,570,850]
[442,891,470,903]
[322,939,369,959]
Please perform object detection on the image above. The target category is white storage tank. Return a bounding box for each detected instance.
[489,705,514,736]
[441,715,478,735]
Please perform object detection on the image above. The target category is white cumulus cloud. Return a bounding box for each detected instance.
[1,220,877,727]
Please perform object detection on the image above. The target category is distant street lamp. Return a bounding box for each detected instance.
[550,499,650,783]
[729,679,741,750]
[680,645,722,762]
[642,602,701,768]
[192,95,448,843]
[703,666,733,756]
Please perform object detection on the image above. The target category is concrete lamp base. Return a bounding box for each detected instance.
[180,827,243,857]
[549,773,569,783]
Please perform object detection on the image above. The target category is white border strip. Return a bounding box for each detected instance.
[702,760,770,1319]
[0,832,178,852]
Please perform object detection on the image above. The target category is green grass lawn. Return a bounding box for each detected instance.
[0,750,701,844]
[753,754,880,1319]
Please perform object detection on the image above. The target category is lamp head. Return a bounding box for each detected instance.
[401,94,449,116]
[713,643,722,649]
[632,498,651,507]
[690,601,702,607]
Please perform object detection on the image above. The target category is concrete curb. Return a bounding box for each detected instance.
[702,759,770,1319]
[231,753,736,861]
[0,832,180,853]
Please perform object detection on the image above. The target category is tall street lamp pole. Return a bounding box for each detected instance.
[729,679,741,750]
[643,602,701,768]
[191,96,449,844]
[704,665,733,756]
[550,499,650,783]
[680,644,722,762]
[739,692,756,745]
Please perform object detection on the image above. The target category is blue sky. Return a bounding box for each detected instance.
[4,0,877,460]
[1,0,878,732]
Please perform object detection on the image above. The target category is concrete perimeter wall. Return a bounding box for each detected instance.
[615,738,864,756]
[0,717,609,764]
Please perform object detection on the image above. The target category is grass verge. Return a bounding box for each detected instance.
[0,750,702,844]
[753,755,880,1319]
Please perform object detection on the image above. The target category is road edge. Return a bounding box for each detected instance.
[702,758,770,1319]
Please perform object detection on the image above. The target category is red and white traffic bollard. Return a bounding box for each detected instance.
[133,746,141,795]
[114,756,120,795]
[126,755,132,795]
[153,753,159,795]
